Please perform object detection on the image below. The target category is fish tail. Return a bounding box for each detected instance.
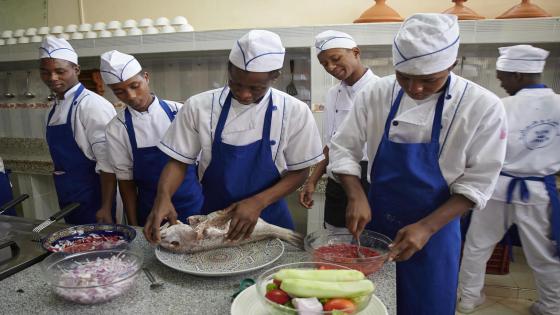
[268,225,304,249]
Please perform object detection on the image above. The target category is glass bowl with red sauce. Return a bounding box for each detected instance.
[304,229,392,276]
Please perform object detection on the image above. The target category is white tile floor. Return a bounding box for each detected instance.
[456,247,538,315]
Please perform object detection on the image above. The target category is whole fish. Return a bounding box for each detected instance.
[159,210,304,253]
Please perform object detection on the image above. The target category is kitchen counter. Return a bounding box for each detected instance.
[0,231,396,315]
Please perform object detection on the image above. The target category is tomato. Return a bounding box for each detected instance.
[265,289,290,305]
[273,279,282,287]
[323,298,356,314]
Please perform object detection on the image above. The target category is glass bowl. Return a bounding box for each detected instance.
[41,248,142,304]
[304,229,391,276]
[256,262,373,315]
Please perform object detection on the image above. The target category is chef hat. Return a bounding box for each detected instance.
[99,50,143,84]
[229,30,285,72]
[496,45,549,74]
[39,36,78,65]
[314,30,357,55]
[393,13,459,75]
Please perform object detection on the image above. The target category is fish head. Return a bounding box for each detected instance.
[160,221,198,252]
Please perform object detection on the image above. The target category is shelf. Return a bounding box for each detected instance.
[0,17,558,63]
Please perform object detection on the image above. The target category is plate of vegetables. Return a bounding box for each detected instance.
[230,262,388,315]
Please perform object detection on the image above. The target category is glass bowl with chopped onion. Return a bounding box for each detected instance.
[40,248,143,304]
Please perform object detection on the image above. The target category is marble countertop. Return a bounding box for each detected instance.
[0,231,396,315]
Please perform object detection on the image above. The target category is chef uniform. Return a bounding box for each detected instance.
[327,14,507,315]
[158,30,323,229]
[314,30,379,228]
[41,37,117,224]
[458,45,560,315]
[102,50,203,226]
[0,157,15,216]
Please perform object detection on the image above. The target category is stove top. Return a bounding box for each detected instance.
[0,215,68,281]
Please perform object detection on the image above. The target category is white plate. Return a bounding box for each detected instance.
[231,284,388,315]
[155,238,284,277]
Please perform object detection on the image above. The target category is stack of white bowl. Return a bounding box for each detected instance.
[0,16,193,45]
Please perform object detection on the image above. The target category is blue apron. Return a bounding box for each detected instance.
[200,91,294,229]
[124,99,203,226]
[0,169,15,216]
[46,84,105,224]
[367,79,460,315]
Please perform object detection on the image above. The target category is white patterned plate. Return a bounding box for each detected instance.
[231,284,388,315]
[155,238,284,277]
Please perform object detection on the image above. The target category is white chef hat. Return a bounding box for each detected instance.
[229,30,285,72]
[314,30,357,55]
[496,45,549,74]
[39,36,78,65]
[99,50,143,84]
[393,13,459,75]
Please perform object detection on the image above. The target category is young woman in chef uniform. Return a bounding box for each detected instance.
[39,37,117,224]
[458,45,560,315]
[327,14,508,315]
[299,30,379,230]
[102,50,203,226]
[144,30,323,242]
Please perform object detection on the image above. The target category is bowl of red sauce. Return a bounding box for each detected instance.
[304,229,392,276]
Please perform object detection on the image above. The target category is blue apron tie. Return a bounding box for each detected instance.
[124,98,203,226]
[368,77,460,315]
[501,171,560,257]
[46,84,112,224]
[200,91,293,229]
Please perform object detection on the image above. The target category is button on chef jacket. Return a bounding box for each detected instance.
[324,68,378,161]
[105,96,183,180]
[46,83,116,173]
[158,86,324,179]
[328,72,508,211]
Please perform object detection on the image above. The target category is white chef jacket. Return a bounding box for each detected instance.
[105,96,182,180]
[328,72,507,211]
[324,69,379,161]
[46,83,116,173]
[491,87,560,205]
[0,157,5,173]
[158,86,324,179]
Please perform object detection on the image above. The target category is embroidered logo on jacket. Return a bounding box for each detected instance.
[520,120,559,150]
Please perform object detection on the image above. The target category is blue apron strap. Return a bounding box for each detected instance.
[158,98,176,122]
[543,175,560,257]
[213,92,232,143]
[65,84,85,124]
[261,93,274,142]
[383,89,404,137]
[124,108,139,153]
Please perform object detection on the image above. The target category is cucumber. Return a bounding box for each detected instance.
[273,269,365,282]
[280,279,374,298]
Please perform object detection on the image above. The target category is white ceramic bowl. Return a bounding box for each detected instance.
[171,16,188,26]
[154,17,170,27]
[78,23,92,32]
[127,28,142,36]
[113,29,127,37]
[50,25,64,34]
[1,30,13,39]
[31,35,43,43]
[92,22,106,31]
[99,30,112,38]
[85,31,98,39]
[71,32,84,40]
[122,19,137,29]
[37,26,50,35]
[65,24,78,33]
[13,29,25,38]
[161,25,175,34]
[25,28,37,36]
[57,33,70,40]
[138,18,153,28]
[144,26,159,35]
[177,24,194,32]
[0,39,5,45]
[6,38,17,45]
[17,37,30,44]
[106,20,122,30]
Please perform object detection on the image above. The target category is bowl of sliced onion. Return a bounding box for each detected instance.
[41,248,142,304]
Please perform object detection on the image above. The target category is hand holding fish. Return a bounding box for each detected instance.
[225,196,266,241]
[144,195,178,244]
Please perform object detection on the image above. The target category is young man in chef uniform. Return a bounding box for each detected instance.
[327,14,507,315]
[144,30,323,243]
[39,37,117,224]
[102,50,203,226]
[299,31,379,230]
[458,45,560,315]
